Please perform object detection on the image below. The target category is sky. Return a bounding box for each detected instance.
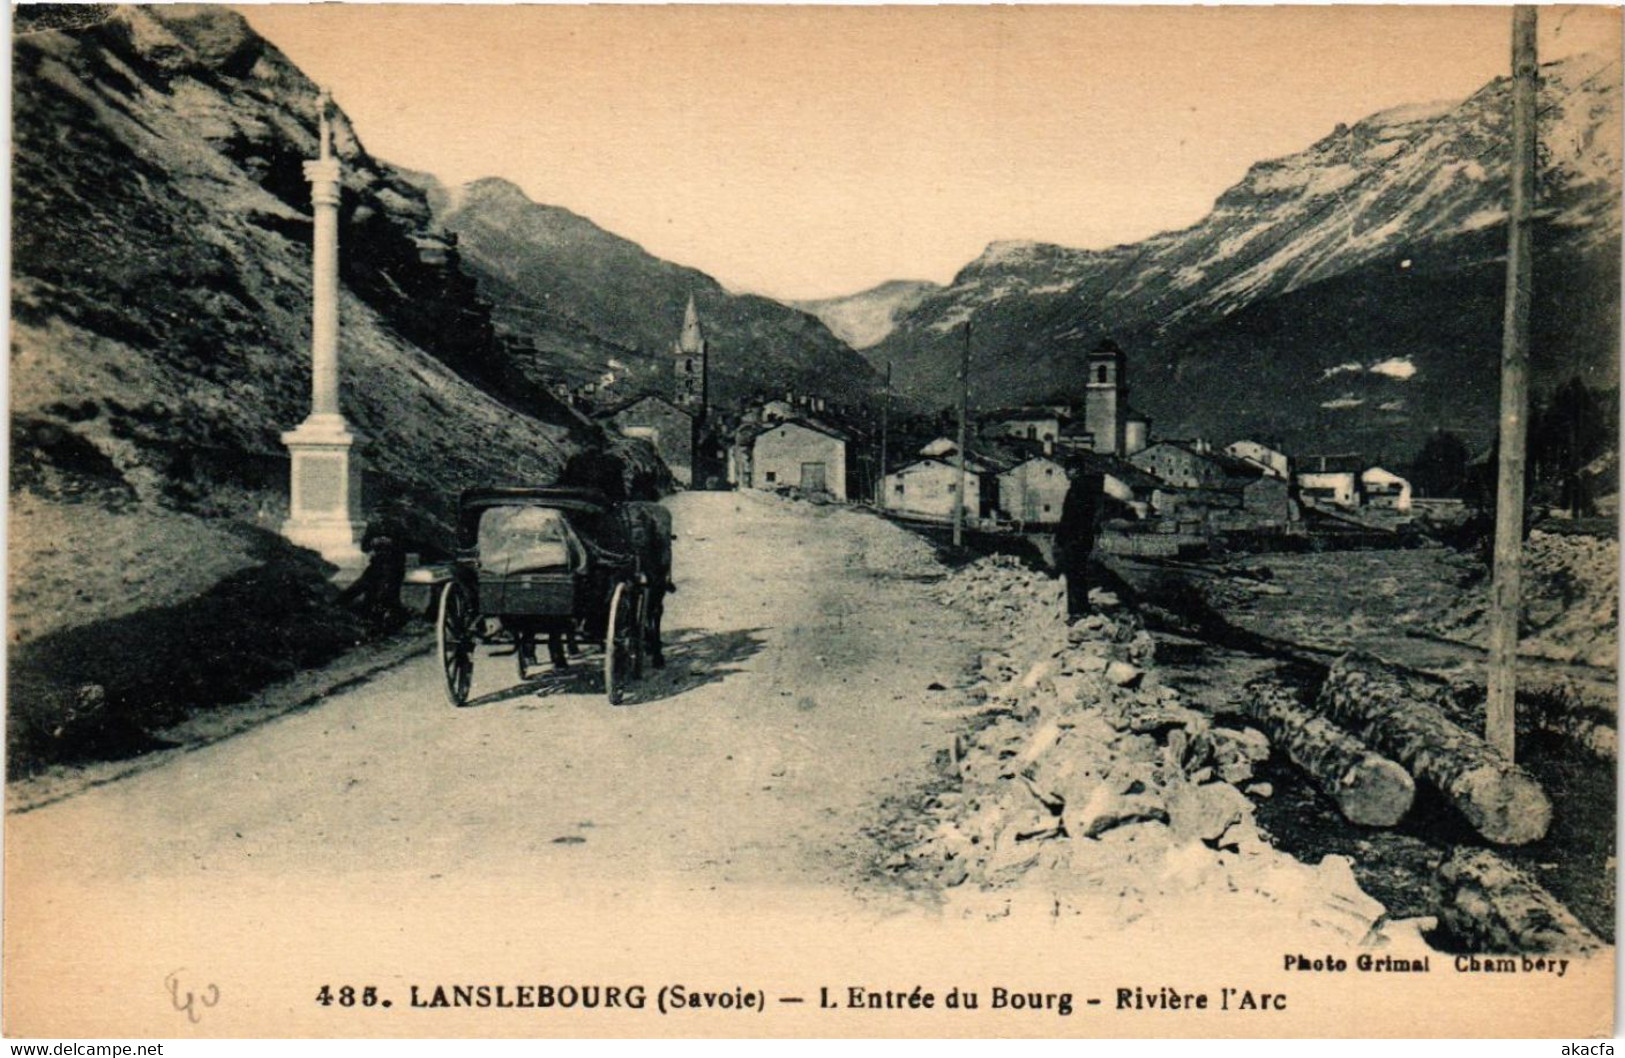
[240,4,1620,301]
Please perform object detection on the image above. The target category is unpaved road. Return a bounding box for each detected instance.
[6,492,983,893]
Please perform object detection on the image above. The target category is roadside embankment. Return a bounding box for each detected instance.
[893,555,1430,948]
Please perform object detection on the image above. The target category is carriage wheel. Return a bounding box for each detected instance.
[437,582,476,707]
[603,580,641,705]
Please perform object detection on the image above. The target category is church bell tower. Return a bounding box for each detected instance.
[673,294,709,417]
[1084,338,1128,456]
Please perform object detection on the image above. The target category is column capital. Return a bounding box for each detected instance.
[303,157,341,192]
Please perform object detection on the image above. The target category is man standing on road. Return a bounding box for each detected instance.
[1055,466,1105,621]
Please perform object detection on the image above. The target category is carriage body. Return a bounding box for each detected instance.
[456,487,622,633]
[433,487,649,705]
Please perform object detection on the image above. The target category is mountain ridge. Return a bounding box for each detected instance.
[866,53,1621,459]
[421,173,883,409]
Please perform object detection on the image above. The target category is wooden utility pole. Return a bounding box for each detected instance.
[1486,5,1538,760]
[877,361,892,507]
[953,323,970,548]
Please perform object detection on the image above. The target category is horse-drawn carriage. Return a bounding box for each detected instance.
[407,487,670,706]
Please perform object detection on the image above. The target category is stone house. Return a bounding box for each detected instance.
[1225,440,1292,481]
[745,418,849,499]
[600,394,695,486]
[1297,454,1365,508]
[882,456,1000,522]
[986,408,1069,446]
[998,455,1070,525]
[1361,467,1413,513]
[1130,441,1231,490]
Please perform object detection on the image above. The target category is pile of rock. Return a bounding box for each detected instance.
[910,558,1411,945]
[931,555,1067,638]
[1429,529,1618,668]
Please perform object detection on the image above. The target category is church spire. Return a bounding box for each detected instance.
[678,293,705,353]
[673,294,709,413]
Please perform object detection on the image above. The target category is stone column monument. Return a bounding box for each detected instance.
[281,89,366,569]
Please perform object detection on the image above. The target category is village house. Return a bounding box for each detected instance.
[1225,439,1291,480]
[1130,440,1298,530]
[987,407,1069,446]
[997,455,1070,525]
[1297,454,1365,508]
[1360,467,1413,513]
[1055,419,1095,453]
[882,445,1004,523]
[883,459,985,522]
[990,447,1160,527]
[1129,441,1231,489]
[741,418,849,499]
[1237,474,1295,524]
[599,394,696,486]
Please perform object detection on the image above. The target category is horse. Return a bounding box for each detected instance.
[619,500,674,669]
[532,499,672,673]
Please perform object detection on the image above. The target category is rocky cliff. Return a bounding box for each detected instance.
[11,4,596,526]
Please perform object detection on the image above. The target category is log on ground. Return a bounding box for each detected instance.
[1318,652,1551,845]
[1434,847,1601,954]
[1240,679,1415,827]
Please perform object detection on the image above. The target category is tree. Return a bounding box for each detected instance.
[1529,377,1609,517]
[1409,429,1471,499]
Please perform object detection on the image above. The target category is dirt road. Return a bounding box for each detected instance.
[6,491,981,894]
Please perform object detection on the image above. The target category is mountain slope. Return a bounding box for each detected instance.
[8,4,671,768]
[869,55,1621,457]
[792,279,941,350]
[10,4,602,526]
[420,176,883,409]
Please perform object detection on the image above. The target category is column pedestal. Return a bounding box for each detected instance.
[282,413,366,569]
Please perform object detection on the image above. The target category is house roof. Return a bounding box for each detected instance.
[596,392,692,420]
[1209,452,1267,481]
[891,455,1002,477]
[982,405,1073,424]
[1068,451,1162,491]
[747,415,850,445]
[1227,439,1286,456]
[1301,454,1364,475]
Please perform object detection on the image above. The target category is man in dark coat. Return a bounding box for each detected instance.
[1056,468,1105,620]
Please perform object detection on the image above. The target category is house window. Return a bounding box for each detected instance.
[1044,468,1053,478]
[947,482,957,493]
[1027,426,1037,439]
[1043,504,1052,513]
[765,471,777,483]
[1097,365,1108,383]
[1044,432,1054,443]
[893,481,904,494]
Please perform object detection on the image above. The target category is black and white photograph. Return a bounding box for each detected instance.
[4,1,1620,1039]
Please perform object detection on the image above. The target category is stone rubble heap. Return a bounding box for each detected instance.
[1431,529,1618,668]
[909,556,1419,945]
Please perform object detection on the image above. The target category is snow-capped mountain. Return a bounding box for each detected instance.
[869,55,1621,459]
[792,280,942,350]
